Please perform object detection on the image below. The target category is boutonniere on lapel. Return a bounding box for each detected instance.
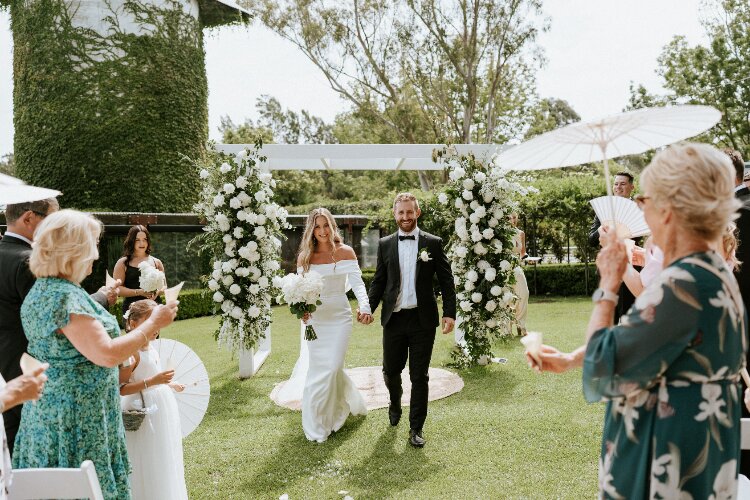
[418,247,432,263]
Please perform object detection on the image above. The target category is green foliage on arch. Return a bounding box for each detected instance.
[9,0,208,211]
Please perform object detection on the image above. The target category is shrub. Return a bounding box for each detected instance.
[524,263,597,297]
[111,289,214,324]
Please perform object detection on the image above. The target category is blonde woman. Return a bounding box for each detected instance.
[278,208,372,443]
[509,212,529,336]
[12,210,177,499]
[528,144,745,498]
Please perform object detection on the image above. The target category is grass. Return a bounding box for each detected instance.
[159,296,604,499]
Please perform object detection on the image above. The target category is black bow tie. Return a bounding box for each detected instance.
[399,235,415,241]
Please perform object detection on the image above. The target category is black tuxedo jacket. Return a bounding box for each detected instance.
[368,230,456,329]
[734,187,750,310]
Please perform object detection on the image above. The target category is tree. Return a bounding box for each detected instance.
[634,1,750,156]
[0,153,15,176]
[524,97,580,139]
[252,0,546,189]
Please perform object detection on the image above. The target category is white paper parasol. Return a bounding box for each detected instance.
[152,339,210,438]
[494,105,722,221]
[0,173,61,205]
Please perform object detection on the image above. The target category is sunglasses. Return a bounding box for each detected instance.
[633,194,651,210]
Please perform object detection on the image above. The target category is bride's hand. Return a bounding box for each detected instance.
[359,313,373,325]
[302,312,311,324]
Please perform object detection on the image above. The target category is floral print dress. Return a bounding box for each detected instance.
[12,278,130,499]
[0,375,9,500]
[584,252,746,499]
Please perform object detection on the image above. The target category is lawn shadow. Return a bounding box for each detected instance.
[346,426,444,498]
[241,416,365,495]
[445,364,522,404]
[205,367,285,420]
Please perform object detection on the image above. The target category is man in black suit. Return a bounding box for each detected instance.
[367,192,456,448]
[723,148,750,477]
[0,199,115,455]
[588,171,638,323]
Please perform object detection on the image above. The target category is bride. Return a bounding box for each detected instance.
[278,207,373,443]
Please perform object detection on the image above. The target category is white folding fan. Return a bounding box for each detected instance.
[590,196,651,239]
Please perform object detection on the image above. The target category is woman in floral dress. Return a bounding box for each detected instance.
[529,143,746,498]
[11,210,176,499]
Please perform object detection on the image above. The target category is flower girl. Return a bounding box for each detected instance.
[119,300,188,500]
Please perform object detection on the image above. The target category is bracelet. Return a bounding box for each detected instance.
[143,379,148,389]
[137,330,149,345]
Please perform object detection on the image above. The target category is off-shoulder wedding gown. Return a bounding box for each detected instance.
[277,259,370,442]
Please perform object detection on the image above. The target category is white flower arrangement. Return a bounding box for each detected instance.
[194,141,290,352]
[138,261,166,292]
[434,145,528,366]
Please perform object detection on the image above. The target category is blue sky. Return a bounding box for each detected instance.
[0,0,707,157]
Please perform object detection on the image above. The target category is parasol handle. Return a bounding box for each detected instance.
[601,145,617,236]
[742,368,750,387]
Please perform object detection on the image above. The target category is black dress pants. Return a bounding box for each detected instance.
[382,308,436,432]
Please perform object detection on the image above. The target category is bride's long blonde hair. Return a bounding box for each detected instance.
[297,208,342,272]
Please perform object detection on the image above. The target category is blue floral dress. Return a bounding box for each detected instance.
[584,252,746,499]
[12,277,130,499]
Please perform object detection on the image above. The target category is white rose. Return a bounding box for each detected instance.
[454,198,465,209]
[254,191,266,203]
[462,189,473,201]
[237,210,247,222]
[488,217,498,228]
[256,214,267,225]
[485,300,497,312]
[238,191,251,206]
[229,284,241,295]
[477,260,490,270]
[449,167,465,181]
[249,284,261,294]
[248,306,261,318]
[235,267,248,277]
[470,200,479,211]
[492,240,503,253]
[199,169,209,179]
[246,241,258,252]
[220,162,232,173]
[500,260,512,272]
[212,291,224,303]
[213,261,222,270]
[469,213,480,225]
[229,197,241,209]
[471,292,482,303]
[249,267,261,279]
[213,194,225,207]
[221,260,233,273]
[259,172,273,184]
[459,300,473,312]
[490,285,502,296]
[493,208,504,219]
[475,172,486,183]
[471,231,483,243]
[265,205,278,219]
[208,279,219,291]
[463,178,475,190]
[483,192,494,203]
[222,275,234,286]
[233,227,244,239]
[454,276,461,286]
[474,206,486,218]
[224,183,235,194]
[222,234,233,243]
[438,193,449,205]
[211,269,222,280]
[247,252,261,263]
[464,281,475,291]
[236,176,248,189]
[482,228,494,240]
[254,226,267,238]
[215,214,230,232]
[485,268,497,281]
[230,307,243,319]
[259,276,269,288]
[245,212,258,225]
[502,291,514,304]
[454,246,468,258]
[455,217,467,231]
[221,300,233,313]
[485,318,497,328]
[224,246,235,257]
[466,270,479,282]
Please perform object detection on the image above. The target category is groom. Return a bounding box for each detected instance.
[365,192,456,448]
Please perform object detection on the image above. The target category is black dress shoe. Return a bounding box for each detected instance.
[409,429,425,448]
[388,404,402,426]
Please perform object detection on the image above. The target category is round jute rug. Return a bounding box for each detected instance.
[270,366,464,411]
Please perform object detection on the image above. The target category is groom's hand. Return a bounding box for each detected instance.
[441,317,455,334]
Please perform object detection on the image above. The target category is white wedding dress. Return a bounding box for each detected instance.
[121,346,188,500]
[277,259,370,442]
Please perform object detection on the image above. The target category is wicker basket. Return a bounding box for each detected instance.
[122,392,147,432]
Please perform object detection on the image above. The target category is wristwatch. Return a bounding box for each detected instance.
[592,288,619,304]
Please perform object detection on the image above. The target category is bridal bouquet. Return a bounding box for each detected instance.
[278,271,324,341]
[138,261,166,292]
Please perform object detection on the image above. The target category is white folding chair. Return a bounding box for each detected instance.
[7,459,104,500]
[740,419,750,500]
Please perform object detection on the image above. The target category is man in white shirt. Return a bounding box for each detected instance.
[367,192,456,448]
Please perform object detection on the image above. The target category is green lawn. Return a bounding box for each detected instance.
[160,296,604,499]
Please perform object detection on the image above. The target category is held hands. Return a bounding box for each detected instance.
[441,317,455,334]
[596,227,628,292]
[356,309,373,325]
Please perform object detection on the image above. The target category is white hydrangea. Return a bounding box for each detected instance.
[485,268,497,281]
[438,193,449,205]
[499,260,512,272]
[485,300,497,312]
[208,279,219,291]
[463,178,475,190]
[222,275,234,287]
[485,318,498,328]
[454,246,468,258]
[230,307,243,319]
[466,270,478,282]
[459,300,473,312]
[254,226,267,238]
[256,214,267,225]
[474,172,486,182]
[249,284,261,295]
[233,227,244,239]
[474,205,486,218]
[259,172,273,184]
[211,269,222,280]
[490,285,502,296]
[254,191,266,203]
[219,162,232,173]
[199,169,209,179]
[259,276,269,288]
[224,183,235,194]
[213,291,224,303]
[229,284,241,295]
[488,217,498,228]
[229,197,241,209]
[477,260,490,271]
[471,231,483,243]
[213,194,225,207]
[449,167,466,181]
[462,189,473,201]
[236,210,247,222]
[216,214,230,232]
[236,176,248,189]
[482,228,494,240]
[471,292,482,303]
[248,306,261,318]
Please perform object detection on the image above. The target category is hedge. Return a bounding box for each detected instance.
[111,289,214,324]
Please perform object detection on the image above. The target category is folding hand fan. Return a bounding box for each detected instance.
[590,196,651,239]
[152,339,210,438]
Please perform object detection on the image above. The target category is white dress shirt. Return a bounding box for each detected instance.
[394,227,419,311]
[3,231,32,245]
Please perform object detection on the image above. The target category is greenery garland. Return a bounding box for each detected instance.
[193,141,290,352]
[435,146,533,367]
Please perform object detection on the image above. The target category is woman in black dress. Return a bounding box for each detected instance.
[113,225,166,316]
